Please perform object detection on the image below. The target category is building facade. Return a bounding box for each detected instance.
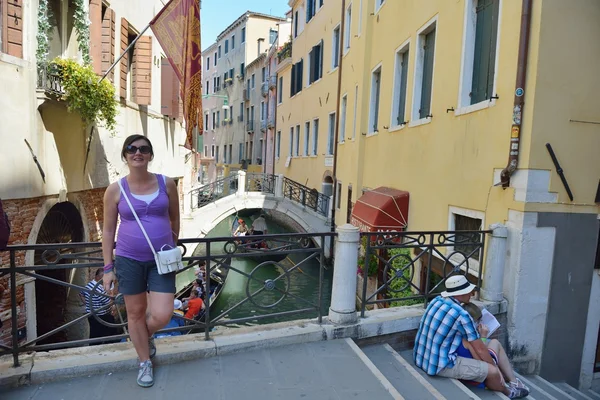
[275,0,600,390]
[201,12,286,182]
[0,0,187,346]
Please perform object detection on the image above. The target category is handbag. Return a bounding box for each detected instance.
[117,179,184,275]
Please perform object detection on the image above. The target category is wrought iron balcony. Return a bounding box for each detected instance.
[37,63,65,97]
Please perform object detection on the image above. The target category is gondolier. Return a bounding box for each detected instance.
[251,214,268,235]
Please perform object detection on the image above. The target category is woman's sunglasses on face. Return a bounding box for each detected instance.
[126,145,152,155]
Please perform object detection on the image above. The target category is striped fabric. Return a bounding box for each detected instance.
[82,279,111,315]
[413,296,479,375]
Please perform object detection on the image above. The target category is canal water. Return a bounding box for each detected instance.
[176,212,333,327]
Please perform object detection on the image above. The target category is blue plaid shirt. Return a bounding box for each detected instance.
[413,296,480,375]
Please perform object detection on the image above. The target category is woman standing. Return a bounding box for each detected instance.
[102,135,180,388]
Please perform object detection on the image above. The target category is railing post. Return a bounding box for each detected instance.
[481,223,508,302]
[329,224,360,325]
[275,174,284,198]
[237,170,246,195]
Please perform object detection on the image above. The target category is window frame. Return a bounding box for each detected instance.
[327,112,336,156]
[456,0,502,115]
[390,39,411,131]
[368,64,382,135]
[304,121,311,156]
[276,130,281,159]
[410,16,437,127]
[340,94,347,143]
[312,118,319,156]
[332,24,341,70]
[343,4,352,53]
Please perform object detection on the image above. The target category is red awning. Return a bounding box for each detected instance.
[350,187,409,232]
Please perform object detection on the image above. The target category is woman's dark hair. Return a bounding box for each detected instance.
[121,134,154,161]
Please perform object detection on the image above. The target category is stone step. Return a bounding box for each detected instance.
[515,373,560,400]
[360,344,444,400]
[395,348,485,399]
[523,375,580,400]
[585,390,600,400]
[554,382,595,400]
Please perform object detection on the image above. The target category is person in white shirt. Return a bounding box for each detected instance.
[251,214,268,235]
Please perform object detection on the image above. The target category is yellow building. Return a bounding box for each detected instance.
[275,0,600,390]
[275,0,344,195]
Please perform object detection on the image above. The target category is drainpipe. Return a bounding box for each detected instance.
[330,0,346,232]
[500,0,533,188]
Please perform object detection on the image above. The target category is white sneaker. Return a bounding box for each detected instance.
[137,360,154,388]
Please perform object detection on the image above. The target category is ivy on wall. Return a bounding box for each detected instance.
[37,0,92,65]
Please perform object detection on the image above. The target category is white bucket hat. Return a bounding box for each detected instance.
[441,275,476,298]
[173,299,183,310]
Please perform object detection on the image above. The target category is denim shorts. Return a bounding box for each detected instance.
[114,256,176,295]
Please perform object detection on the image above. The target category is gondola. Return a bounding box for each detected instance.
[224,218,311,263]
[174,259,230,328]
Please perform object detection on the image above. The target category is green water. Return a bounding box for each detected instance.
[176,212,333,327]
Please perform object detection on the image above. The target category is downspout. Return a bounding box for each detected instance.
[500,0,533,188]
[330,0,346,232]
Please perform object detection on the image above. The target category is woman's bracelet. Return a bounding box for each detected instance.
[103,262,114,273]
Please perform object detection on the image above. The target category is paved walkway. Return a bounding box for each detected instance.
[3,339,397,400]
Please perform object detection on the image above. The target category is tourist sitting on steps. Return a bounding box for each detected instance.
[413,275,530,399]
[457,302,529,393]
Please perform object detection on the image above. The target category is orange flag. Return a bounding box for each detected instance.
[150,0,203,150]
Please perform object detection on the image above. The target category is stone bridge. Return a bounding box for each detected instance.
[180,172,333,257]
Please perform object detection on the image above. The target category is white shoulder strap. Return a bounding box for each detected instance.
[117,178,157,257]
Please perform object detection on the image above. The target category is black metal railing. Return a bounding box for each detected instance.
[0,232,333,367]
[190,175,236,211]
[246,173,276,194]
[358,230,490,317]
[283,178,330,217]
[37,63,65,96]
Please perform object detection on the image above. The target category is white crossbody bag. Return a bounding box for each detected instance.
[117,179,184,275]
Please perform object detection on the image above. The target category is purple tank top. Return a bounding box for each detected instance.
[115,174,174,262]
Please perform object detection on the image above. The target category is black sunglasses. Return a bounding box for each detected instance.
[125,145,152,155]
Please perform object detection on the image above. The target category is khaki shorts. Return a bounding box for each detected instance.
[437,357,488,382]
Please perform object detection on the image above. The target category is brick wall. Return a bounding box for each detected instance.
[0,188,106,348]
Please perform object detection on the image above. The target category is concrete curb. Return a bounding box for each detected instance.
[0,299,507,388]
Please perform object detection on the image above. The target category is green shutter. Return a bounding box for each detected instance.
[471,0,499,104]
[420,29,436,119]
[397,50,409,124]
[290,64,296,96]
[297,59,303,91]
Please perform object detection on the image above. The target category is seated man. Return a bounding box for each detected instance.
[413,275,529,399]
[182,289,204,321]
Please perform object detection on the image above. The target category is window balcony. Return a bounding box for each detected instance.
[269,75,277,89]
[260,119,267,132]
[37,63,65,97]
[246,120,255,133]
[243,89,250,101]
[261,81,269,97]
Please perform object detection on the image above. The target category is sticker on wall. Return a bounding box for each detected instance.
[511,125,520,138]
[512,105,522,125]
[515,88,524,97]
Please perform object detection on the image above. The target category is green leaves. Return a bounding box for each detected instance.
[53,58,118,132]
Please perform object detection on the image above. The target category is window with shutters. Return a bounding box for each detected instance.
[99,5,116,80]
[304,121,310,156]
[261,67,266,82]
[241,27,246,43]
[276,131,281,159]
[290,59,304,97]
[458,0,500,111]
[312,118,319,156]
[225,39,229,54]
[0,0,23,58]
[412,19,436,123]
[204,145,208,157]
[161,57,180,118]
[120,20,152,105]
[294,11,299,38]
[327,112,336,155]
[269,29,277,45]
[239,143,244,162]
[295,125,300,156]
[343,5,352,53]
[218,45,221,58]
[332,25,340,69]
[340,95,347,142]
[260,101,265,121]
[306,0,315,22]
[231,35,235,49]
[229,144,233,164]
[211,145,215,157]
[213,52,217,66]
[251,73,255,88]
[240,62,245,78]
[278,76,283,104]
[368,65,381,134]
[206,57,210,70]
[289,127,294,156]
[391,42,409,128]
[239,102,244,121]
[308,41,323,85]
